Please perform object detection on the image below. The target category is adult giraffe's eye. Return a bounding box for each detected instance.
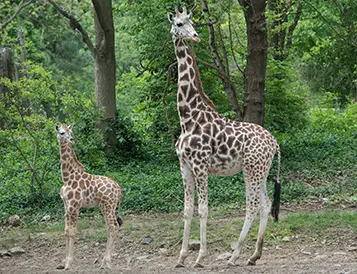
[177,22,183,27]
[60,132,65,135]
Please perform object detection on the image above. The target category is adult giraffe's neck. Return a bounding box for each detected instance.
[58,141,85,175]
[173,38,215,130]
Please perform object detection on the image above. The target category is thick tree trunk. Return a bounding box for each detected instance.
[0,47,16,129]
[239,0,268,126]
[92,0,117,151]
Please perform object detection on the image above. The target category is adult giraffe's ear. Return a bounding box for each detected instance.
[167,12,174,23]
[55,124,59,132]
[68,124,73,131]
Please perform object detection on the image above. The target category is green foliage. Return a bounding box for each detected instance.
[110,111,144,158]
[0,62,106,218]
[0,0,356,221]
[277,101,357,201]
[265,58,309,132]
[278,210,357,234]
[292,0,357,105]
[107,160,246,213]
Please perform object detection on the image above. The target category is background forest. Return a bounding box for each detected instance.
[0,0,356,220]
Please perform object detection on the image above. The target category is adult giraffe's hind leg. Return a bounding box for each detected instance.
[228,174,260,266]
[176,162,195,268]
[248,181,271,265]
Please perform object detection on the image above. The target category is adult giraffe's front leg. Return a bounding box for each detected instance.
[176,161,195,268]
[193,167,208,268]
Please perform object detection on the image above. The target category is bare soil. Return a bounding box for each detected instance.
[1,203,356,274]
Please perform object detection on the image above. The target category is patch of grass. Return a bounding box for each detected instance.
[277,210,357,234]
[187,209,357,250]
[1,209,355,256]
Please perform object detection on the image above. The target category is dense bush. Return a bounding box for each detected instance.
[280,101,357,172]
[265,58,309,132]
[277,101,357,201]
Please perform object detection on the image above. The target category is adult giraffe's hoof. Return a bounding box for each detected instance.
[247,259,256,266]
[100,259,112,269]
[56,264,65,270]
[227,260,238,267]
[175,263,185,268]
[193,263,204,268]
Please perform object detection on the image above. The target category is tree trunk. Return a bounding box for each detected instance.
[92,0,117,151]
[239,0,268,126]
[0,47,16,129]
[223,80,241,119]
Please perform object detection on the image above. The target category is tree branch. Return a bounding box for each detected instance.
[137,37,171,77]
[91,0,111,33]
[0,0,33,30]
[200,0,225,72]
[196,57,228,80]
[162,61,178,154]
[47,0,95,57]
[193,20,217,27]
[217,24,229,76]
[286,0,303,50]
[303,0,357,48]
[200,0,242,119]
[228,5,244,74]
[5,119,34,173]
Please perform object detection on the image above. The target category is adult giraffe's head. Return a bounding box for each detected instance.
[168,7,200,42]
[55,123,74,144]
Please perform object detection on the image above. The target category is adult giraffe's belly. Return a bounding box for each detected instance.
[208,154,242,176]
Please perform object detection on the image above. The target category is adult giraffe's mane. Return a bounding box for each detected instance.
[183,41,216,111]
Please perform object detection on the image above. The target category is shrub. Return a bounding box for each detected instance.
[265,58,309,132]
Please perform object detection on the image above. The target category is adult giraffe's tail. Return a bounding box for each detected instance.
[271,143,281,222]
[117,216,123,227]
[116,194,123,227]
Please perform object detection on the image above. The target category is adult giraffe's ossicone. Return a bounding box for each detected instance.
[167,7,281,268]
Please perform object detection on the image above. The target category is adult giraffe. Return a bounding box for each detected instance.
[167,7,281,268]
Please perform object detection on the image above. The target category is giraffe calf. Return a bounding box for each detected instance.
[55,123,123,270]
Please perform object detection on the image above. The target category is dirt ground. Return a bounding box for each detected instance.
[1,203,356,274]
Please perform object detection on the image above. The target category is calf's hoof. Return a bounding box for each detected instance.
[175,263,185,268]
[247,259,256,266]
[101,258,112,269]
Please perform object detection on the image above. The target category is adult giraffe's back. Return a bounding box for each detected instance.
[167,7,281,268]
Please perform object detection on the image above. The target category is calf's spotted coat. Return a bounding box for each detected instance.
[56,124,122,270]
